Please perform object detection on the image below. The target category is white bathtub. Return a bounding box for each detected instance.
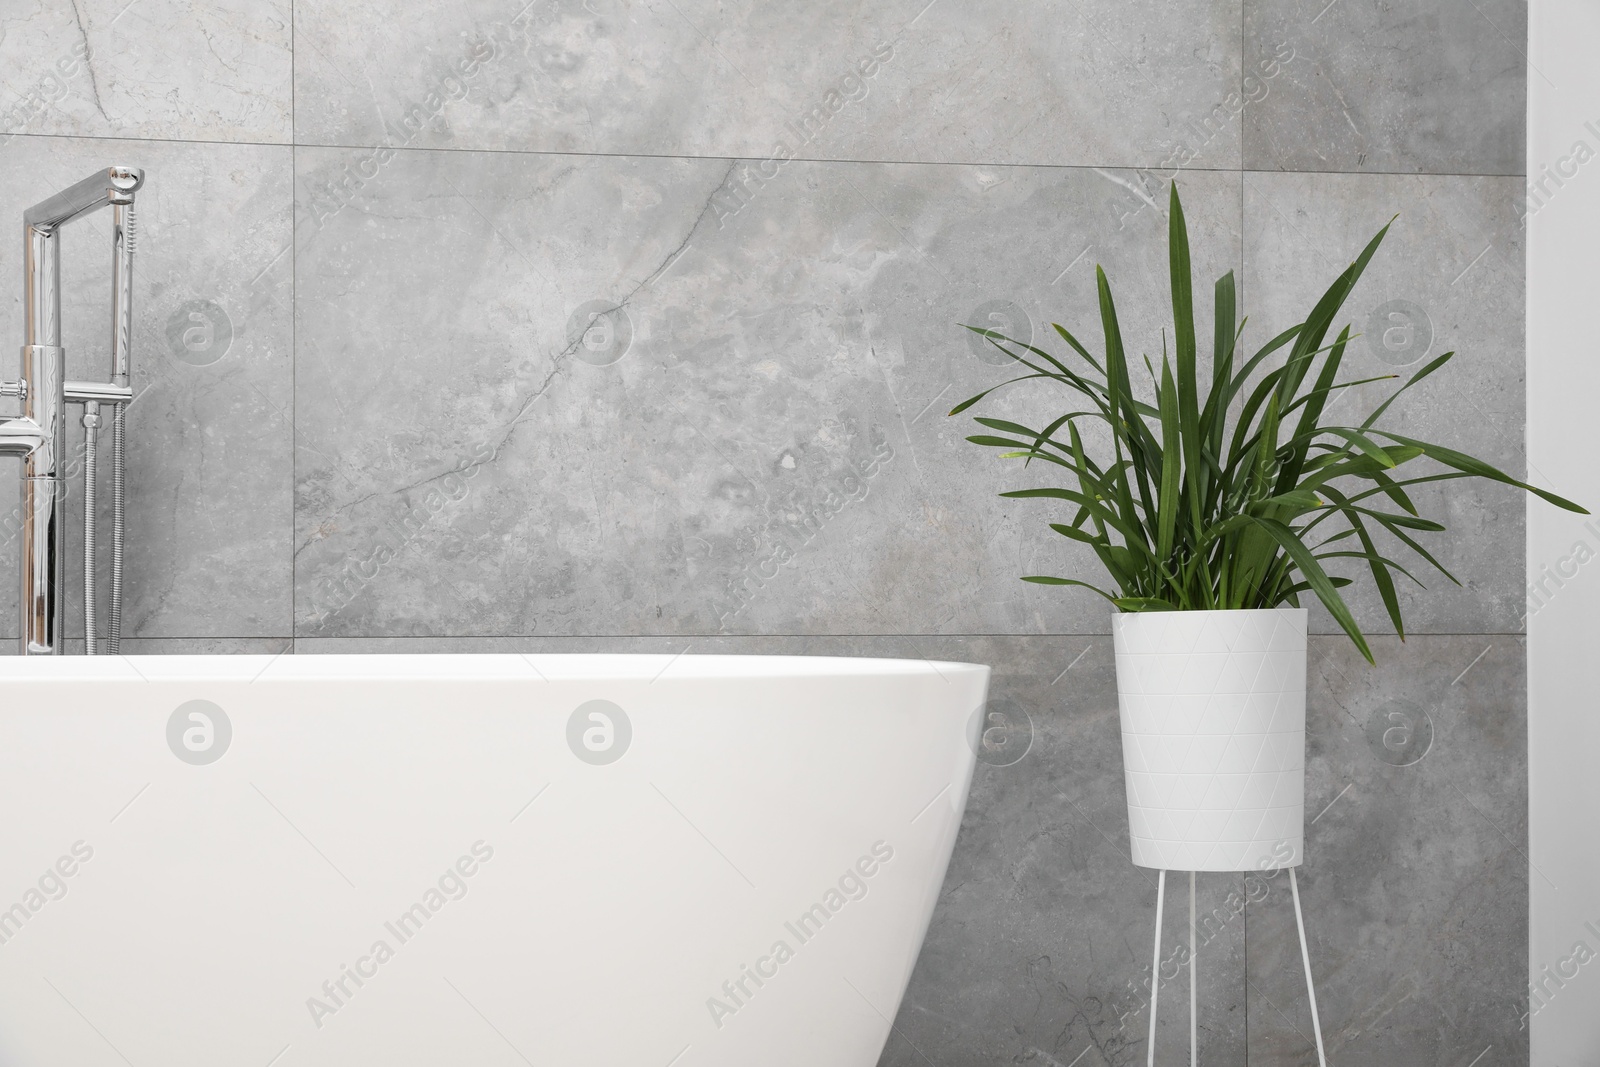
[0,653,987,1066]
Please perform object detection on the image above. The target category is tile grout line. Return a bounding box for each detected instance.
[58,631,1534,644]
[290,0,297,653]
[1239,7,1247,1061]
[0,131,1529,182]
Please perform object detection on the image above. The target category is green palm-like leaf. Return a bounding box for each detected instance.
[950,182,1588,664]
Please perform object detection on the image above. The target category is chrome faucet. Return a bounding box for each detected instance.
[2,167,142,655]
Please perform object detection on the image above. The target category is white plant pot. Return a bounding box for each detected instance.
[1112,607,1307,872]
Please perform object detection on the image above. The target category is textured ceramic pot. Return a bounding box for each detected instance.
[1113,607,1307,872]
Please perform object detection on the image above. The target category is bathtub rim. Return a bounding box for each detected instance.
[0,652,991,684]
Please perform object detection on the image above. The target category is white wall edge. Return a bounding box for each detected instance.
[1528,2,1600,1062]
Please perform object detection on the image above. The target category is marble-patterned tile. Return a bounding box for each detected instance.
[0,0,292,144]
[292,0,1243,168]
[1243,171,1531,636]
[291,146,1242,637]
[0,136,294,641]
[1246,635,1528,1063]
[1243,0,1527,175]
[32,637,293,656]
[291,633,1031,663]
[121,637,291,654]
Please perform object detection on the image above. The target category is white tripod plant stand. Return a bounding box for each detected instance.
[1143,868,1327,1067]
[1114,607,1329,1065]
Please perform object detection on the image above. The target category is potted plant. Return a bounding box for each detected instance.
[951,184,1583,1055]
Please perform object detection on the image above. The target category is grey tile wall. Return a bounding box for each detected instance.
[0,0,292,143]
[1244,0,1527,175]
[1243,171,1528,637]
[291,152,1244,637]
[0,0,1532,1063]
[292,0,1242,167]
[1249,635,1529,1064]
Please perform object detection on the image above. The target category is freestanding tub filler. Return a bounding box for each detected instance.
[0,653,987,1066]
[2,165,143,656]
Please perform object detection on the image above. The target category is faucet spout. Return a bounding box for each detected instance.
[24,167,143,233]
[0,415,44,456]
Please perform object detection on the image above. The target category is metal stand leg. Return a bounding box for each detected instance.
[1148,869,1165,1067]
[1289,868,1328,1067]
[1149,867,1325,1064]
[1189,870,1197,1067]
[82,403,100,654]
[108,403,125,654]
